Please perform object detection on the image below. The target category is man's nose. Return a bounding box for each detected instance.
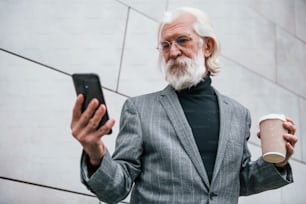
[169,43,181,58]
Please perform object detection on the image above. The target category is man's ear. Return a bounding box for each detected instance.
[202,37,215,58]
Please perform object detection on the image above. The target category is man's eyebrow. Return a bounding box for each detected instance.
[161,33,192,41]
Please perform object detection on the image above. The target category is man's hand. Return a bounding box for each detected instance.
[274,117,297,167]
[70,94,115,166]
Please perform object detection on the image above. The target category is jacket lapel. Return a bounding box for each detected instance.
[159,85,210,188]
[211,89,232,183]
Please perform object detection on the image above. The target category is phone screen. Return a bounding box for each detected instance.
[72,73,112,134]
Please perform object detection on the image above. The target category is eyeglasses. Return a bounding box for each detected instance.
[157,34,193,53]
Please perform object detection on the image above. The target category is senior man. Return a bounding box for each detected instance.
[70,7,297,204]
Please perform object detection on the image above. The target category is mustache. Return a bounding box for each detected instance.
[168,57,191,67]
[167,57,192,73]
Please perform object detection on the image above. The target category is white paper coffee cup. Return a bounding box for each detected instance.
[258,114,287,163]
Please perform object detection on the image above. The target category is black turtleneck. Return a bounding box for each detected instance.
[176,76,220,183]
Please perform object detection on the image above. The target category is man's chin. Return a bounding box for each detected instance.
[172,83,193,91]
[167,77,195,90]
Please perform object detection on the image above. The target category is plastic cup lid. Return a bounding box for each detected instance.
[258,113,286,124]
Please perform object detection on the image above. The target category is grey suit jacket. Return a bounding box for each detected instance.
[81,85,293,204]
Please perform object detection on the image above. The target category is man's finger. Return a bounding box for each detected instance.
[97,118,115,136]
[284,134,298,147]
[257,131,261,139]
[285,142,294,158]
[79,98,100,127]
[87,104,106,130]
[283,123,296,135]
[285,117,295,125]
[71,94,84,128]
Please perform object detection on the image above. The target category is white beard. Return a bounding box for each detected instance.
[161,49,206,91]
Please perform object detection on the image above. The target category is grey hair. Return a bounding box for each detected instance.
[157,7,221,75]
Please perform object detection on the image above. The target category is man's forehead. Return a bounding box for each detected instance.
[161,13,197,39]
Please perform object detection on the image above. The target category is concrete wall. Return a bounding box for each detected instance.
[0,0,305,203]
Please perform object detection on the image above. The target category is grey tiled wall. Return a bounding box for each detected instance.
[1,0,305,203]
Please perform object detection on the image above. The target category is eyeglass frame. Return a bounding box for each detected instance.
[157,33,194,53]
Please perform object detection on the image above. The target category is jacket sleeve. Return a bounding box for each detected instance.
[239,109,293,196]
[80,98,143,203]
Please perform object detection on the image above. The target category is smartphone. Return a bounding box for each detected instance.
[72,73,112,134]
